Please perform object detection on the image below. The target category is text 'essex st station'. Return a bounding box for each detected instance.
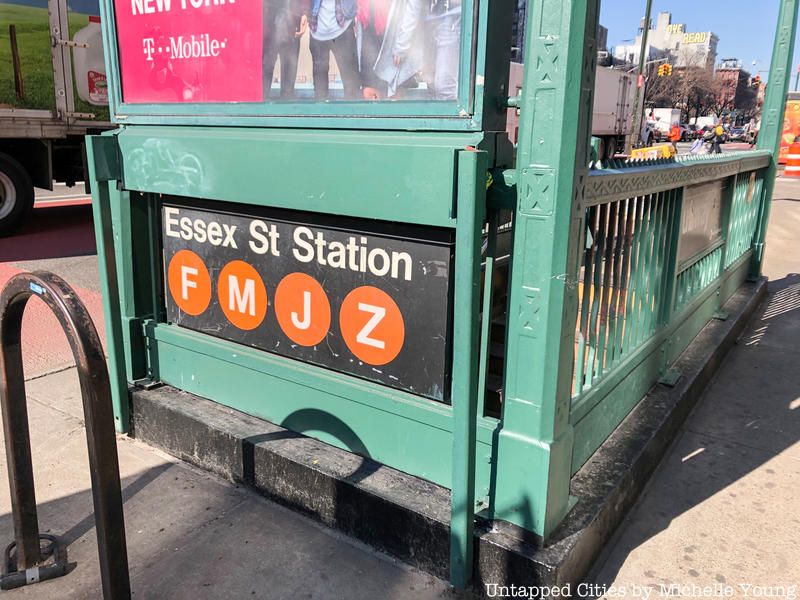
[164,206,414,281]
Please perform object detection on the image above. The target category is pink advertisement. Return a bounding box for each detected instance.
[114,0,263,104]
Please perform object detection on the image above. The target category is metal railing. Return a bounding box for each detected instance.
[568,151,770,455]
[0,271,131,599]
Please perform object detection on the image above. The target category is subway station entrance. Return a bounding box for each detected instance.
[83,0,798,590]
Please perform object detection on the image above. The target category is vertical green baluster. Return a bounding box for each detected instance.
[645,193,663,334]
[655,190,675,324]
[643,193,664,338]
[607,198,628,367]
[633,195,656,346]
[734,176,744,264]
[576,206,598,396]
[726,177,749,265]
[587,203,608,386]
[624,196,645,349]
[613,197,635,361]
[477,207,498,419]
[595,201,618,377]
[616,197,636,358]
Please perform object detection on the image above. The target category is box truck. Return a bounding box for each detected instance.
[0,0,112,235]
[508,63,653,160]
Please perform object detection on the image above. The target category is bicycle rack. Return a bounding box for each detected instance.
[0,271,131,599]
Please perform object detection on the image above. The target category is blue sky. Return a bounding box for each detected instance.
[600,1,797,80]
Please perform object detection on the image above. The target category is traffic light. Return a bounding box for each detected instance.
[665,64,673,76]
[657,64,673,77]
[752,74,762,87]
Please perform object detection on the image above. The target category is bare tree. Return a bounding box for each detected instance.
[644,48,717,122]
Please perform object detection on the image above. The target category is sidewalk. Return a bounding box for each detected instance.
[0,369,456,599]
[590,177,800,594]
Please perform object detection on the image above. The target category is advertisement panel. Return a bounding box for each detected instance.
[114,0,263,103]
[778,97,800,164]
[161,200,454,401]
[112,0,466,103]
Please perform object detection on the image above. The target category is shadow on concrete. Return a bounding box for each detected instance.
[0,204,95,263]
[0,457,453,599]
[590,274,800,586]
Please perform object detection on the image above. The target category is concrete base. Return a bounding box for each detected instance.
[130,279,766,596]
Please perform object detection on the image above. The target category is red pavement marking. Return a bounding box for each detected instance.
[724,142,754,151]
[0,262,106,379]
[0,203,96,262]
[34,198,92,208]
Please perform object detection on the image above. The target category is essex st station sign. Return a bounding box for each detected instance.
[161,201,455,401]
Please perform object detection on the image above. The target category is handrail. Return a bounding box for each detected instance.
[0,271,130,599]
[585,151,771,206]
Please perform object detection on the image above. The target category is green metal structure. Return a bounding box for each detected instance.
[88,0,798,587]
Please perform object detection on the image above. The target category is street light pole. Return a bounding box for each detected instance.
[626,0,654,154]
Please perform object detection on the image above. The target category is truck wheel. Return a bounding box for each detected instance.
[0,153,35,237]
[606,137,618,160]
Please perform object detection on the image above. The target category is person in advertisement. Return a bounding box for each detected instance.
[264,0,311,98]
[374,0,460,100]
[309,0,362,99]
[372,0,426,97]
[356,0,392,98]
[426,0,461,100]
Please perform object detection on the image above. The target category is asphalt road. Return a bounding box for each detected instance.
[0,184,102,378]
[672,140,755,154]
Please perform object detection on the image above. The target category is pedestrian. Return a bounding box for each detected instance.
[309,0,362,100]
[747,118,759,147]
[710,122,726,154]
[668,122,681,154]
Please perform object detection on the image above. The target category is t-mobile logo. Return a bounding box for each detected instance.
[143,38,156,61]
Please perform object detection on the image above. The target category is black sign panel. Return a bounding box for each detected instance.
[161,200,454,401]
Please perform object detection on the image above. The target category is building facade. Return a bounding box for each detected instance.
[613,11,718,71]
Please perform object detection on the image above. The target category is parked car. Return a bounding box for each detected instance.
[683,124,701,141]
[728,127,747,142]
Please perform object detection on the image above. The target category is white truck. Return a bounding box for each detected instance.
[508,63,654,160]
[650,107,682,139]
[592,66,656,159]
[0,0,111,235]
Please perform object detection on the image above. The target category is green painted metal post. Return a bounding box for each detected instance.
[450,149,487,588]
[751,0,800,278]
[492,0,600,537]
[86,135,131,433]
[627,0,654,155]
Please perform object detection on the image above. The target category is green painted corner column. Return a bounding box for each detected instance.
[751,0,800,278]
[491,0,600,538]
[86,134,132,433]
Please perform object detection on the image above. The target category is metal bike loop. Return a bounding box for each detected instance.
[0,270,131,599]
